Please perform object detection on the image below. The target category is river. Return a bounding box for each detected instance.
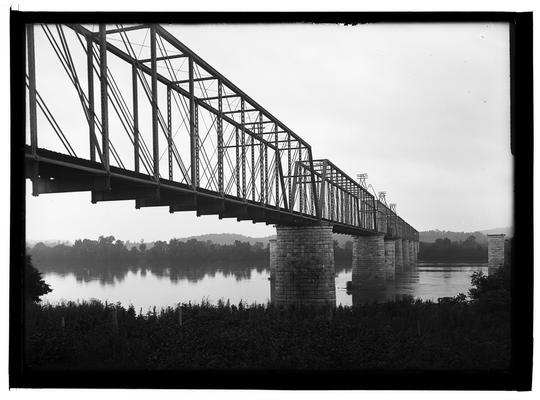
[39,262,488,311]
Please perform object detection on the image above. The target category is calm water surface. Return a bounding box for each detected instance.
[41,263,487,311]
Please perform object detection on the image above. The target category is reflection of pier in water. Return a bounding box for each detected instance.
[347,263,419,305]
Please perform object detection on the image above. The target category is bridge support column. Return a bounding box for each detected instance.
[269,239,277,281]
[268,239,277,303]
[384,239,396,280]
[351,233,386,287]
[487,234,506,275]
[395,239,404,274]
[402,239,410,270]
[409,240,416,269]
[273,225,335,307]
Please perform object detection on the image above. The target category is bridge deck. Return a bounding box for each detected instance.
[25,146,387,237]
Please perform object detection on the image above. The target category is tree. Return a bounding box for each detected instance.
[468,264,510,311]
[25,255,52,303]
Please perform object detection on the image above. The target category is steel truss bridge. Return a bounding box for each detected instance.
[23,23,418,241]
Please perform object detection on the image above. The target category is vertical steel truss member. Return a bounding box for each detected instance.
[27,24,38,157]
[264,131,268,205]
[235,126,240,197]
[217,80,224,195]
[318,159,328,218]
[251,116,255,202]
[372,196,377,230]
[274,123,279,209]
[259,112,264,204]
[307,147,319,219]
[298,147,303,213]
[241,98,246,200]
[194,103,199,186]
[87,37,96,162]
[188,57,197,188]
[287,134,291,212]
[99,24,109,173]
[132,63,139,172]
[330,184,335,220]
[340,189,344,223]
[150,25,159,180]
[167,87,173,180]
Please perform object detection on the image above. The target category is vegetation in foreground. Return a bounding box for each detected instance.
[24,264,511,371]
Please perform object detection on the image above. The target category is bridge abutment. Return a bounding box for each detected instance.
[487,234,506,275]
[351,233,386,287]
[272,225,335,307]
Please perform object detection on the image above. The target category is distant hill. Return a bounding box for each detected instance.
[479,226,514,236]
[184,233,356,247]
[27,226,512,250]
[26,240,72,249]
[181,233,275,246]
[420,230,488,244]
[419,227,512,244]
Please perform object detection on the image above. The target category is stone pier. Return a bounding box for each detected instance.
[384,239,396,280]
[351,233,386,287]
[269,239,277,280]
[402,239,410,270]
[409,240,416,269]
[395,239,404,274]
[487,234,506,275]
[268,239,277,302]
[272,225,335,307]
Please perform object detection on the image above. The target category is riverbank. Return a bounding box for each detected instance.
[24,295,510,371]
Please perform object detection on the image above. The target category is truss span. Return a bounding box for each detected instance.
[23,23,418,240]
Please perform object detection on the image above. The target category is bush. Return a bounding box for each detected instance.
[24,255,52,303]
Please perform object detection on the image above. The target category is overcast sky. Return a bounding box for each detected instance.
[25,22,513,242]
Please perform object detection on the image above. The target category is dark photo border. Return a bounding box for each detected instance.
[9,10,533,390]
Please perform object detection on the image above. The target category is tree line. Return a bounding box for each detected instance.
[29,236,270,266]
[28,235,491,266]
[418,235,487,262]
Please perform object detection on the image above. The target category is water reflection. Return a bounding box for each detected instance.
[37,261,272,286]
[38,262,352,286]
[345,263,488,305]
[40,262,486,311]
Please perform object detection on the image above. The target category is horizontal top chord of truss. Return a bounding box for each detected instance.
[24,23,418,240]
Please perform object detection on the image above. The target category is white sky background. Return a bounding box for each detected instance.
[3,2,538,399]
[24,22,513,242]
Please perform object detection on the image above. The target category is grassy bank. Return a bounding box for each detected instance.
[24,294,510,371]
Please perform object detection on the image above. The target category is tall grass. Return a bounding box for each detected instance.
[24,297,510,371]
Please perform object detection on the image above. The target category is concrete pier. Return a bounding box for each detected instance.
[384,239,396,280]
[351,233,386,287]
[395,239,404,274]
[487,234,506,275]
[273,225,335,307]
